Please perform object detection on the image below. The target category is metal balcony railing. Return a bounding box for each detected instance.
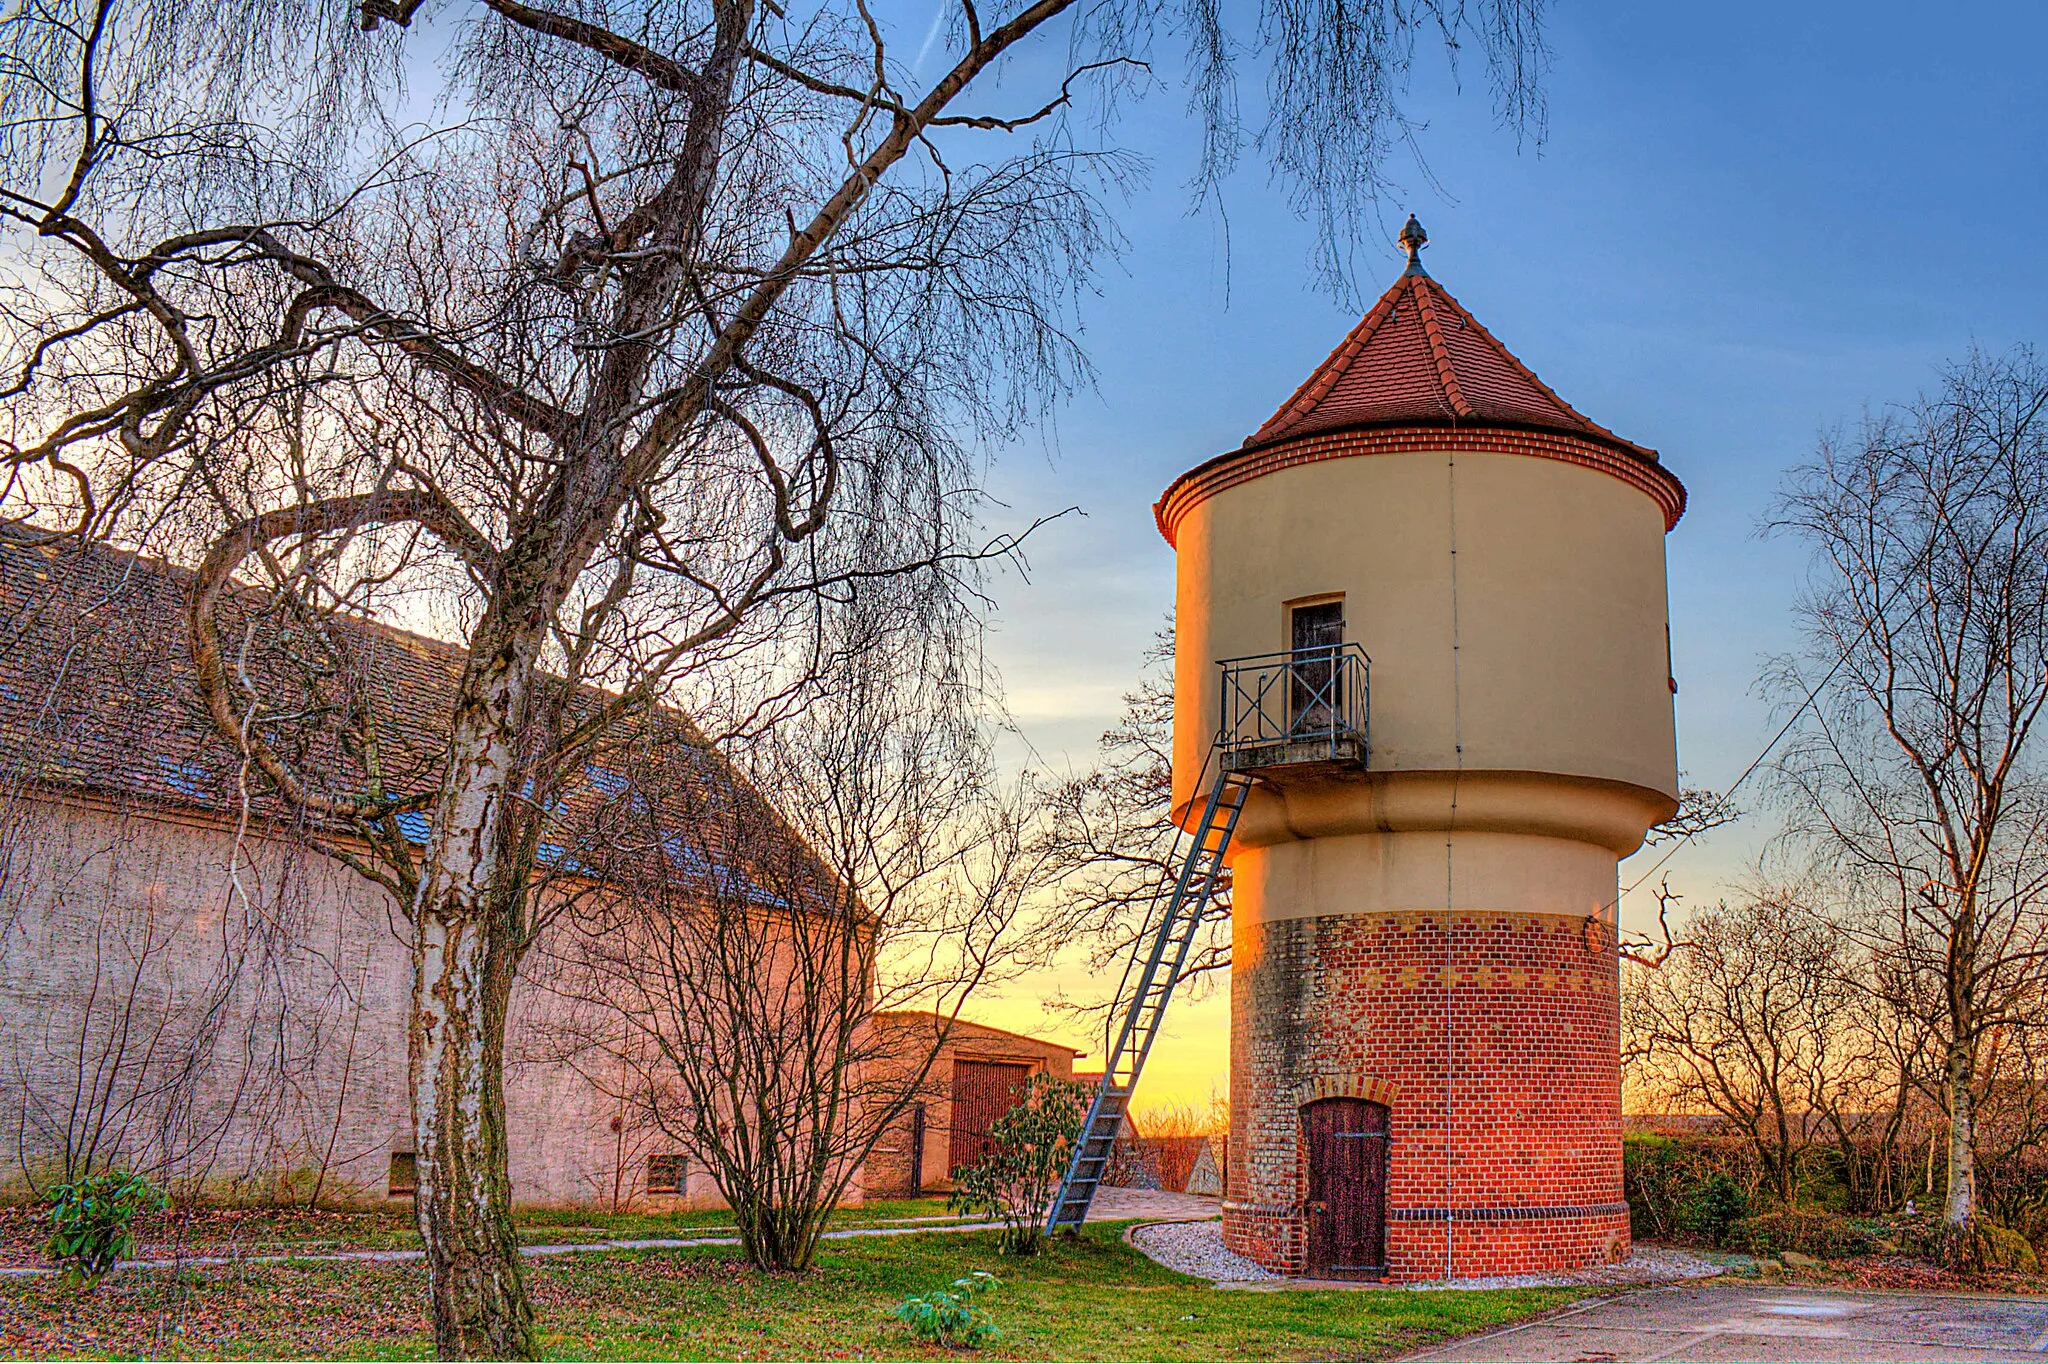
[1216,643,1370,771]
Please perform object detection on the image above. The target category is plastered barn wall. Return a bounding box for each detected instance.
[0,791,725,1208]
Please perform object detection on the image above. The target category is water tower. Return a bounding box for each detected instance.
[1156,219,1684,1280]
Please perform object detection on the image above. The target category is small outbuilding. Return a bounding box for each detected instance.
[863,1012,1082,1195]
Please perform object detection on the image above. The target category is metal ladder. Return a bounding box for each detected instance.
[1045,763,1255,1234]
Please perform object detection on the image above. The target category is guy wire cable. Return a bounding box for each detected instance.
[1609,561,1933,923]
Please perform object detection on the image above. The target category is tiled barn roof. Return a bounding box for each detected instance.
[0,525,830,908]
[1246,217,1657,463]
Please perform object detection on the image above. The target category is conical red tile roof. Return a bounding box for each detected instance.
[1155,221,1686,545]
[1246,253,1655,462]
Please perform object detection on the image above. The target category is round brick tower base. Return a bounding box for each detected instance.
[1223,908,1629,1281]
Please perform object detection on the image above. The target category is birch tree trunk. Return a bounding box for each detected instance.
[1944,907,1979,1245]
[1944,1042,1978,1235]
[409,616,543,1358]
[412,900,529,1359]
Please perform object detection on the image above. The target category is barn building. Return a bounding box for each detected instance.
[1156,219,1685,1280]
[0,528,1077,1209]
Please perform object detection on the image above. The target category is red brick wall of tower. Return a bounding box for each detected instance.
[1221,909,1629,1281]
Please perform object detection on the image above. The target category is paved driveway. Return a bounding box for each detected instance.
[1404,1282,2048,1363]
[1083,1188,1220,1222]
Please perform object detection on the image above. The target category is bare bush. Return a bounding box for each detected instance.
[1623,894,1882,1207]
[530,594,1054,1270]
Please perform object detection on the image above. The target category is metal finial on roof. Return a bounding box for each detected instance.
[1399,215,1428,275]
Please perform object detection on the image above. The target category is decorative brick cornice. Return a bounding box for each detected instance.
[1282,1074,1400,1111]
[1153,424,1688,547]
[1389,1202,1631,1223]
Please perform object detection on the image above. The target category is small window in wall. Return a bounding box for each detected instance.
[387,1152,418,1197]
[647,1153,687,1195]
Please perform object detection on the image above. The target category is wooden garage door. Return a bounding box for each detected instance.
[948,1060,1033,1174]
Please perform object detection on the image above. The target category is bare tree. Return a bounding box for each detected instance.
[533,592,1052,1270]
[1971,1003,2048,1224]
[1623,893,1879,1207]
[1819,943,1941,1214]
[1767,346,2048,1257]
[1030,622,1229,1040]
[1,0,1549,1351]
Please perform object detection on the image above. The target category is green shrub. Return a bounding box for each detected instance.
[1981,1223,2040,1272]
[890,1272,1000,1348]
[1623,1133,1759,1241]
[2010,1199,2048,1259]
[44,1170,167,1287]
[1678,1172,1750,1247]
[1943,1219,2041,1272]
[947,1075,1090,1256]
[1622,1135,1678,1237]
[1729,1207,1873,1259]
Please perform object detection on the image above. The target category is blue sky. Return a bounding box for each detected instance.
[962,1,2048,1098]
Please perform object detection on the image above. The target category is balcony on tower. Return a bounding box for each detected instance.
[1216,643,1370,775]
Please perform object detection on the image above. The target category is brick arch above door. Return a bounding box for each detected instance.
[1284,1075,1399,1111]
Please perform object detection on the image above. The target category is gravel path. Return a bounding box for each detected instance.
[1126,1220,1723,1291]
[1128,1220,1278,1282]
[0,1219,1010,1278]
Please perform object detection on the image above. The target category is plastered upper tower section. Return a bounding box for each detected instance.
[1156,217,1685,862]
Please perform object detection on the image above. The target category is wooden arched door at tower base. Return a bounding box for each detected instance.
[1302,1097,1389,1279]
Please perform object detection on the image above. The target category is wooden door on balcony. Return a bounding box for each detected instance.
[1289,601,1344,736]
[948,1059,1033,1175]
[1303,1097,1388,1279]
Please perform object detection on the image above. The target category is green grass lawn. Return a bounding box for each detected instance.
[0,1224,1588,1360]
